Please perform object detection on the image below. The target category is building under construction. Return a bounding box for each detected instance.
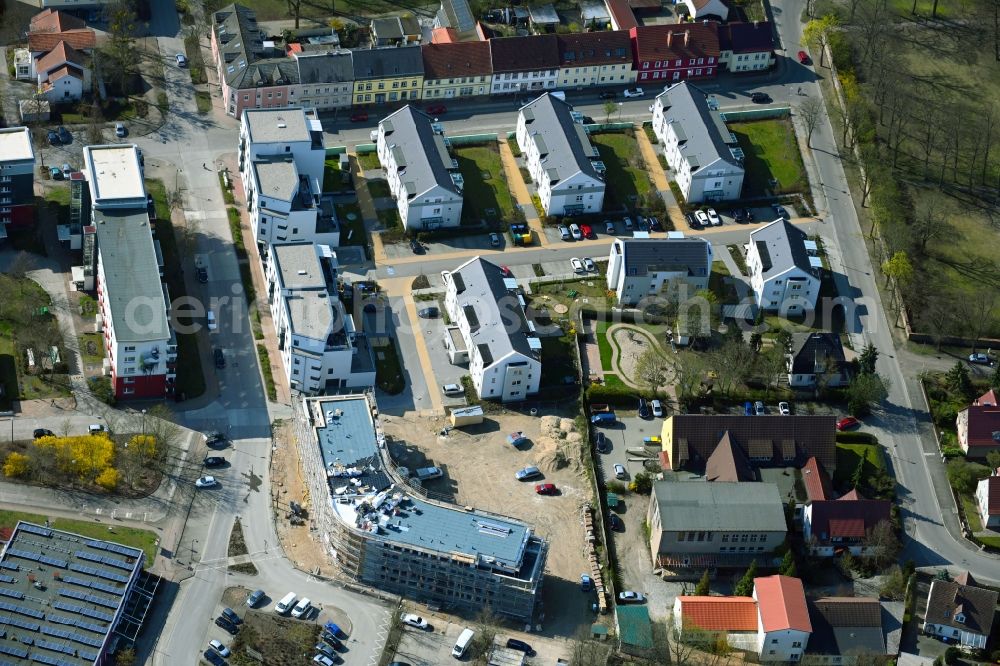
[298,394,547,623]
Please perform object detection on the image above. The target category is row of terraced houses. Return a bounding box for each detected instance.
[210,3,776,117]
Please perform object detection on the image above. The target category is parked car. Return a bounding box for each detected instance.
[613,463,626,479]
[605,220,616,234]
[685,212,700,229]
[534,483,557,495]
[571,257,584,272]
[205,432,227,447]
[706,208,722,226]
[558,225,571,240]
[203,456,226,467]
[214,348,226,369]
[489,232,501,247]
[594,431,610,453]
[33,428,54,439]
[314,642,337,660]
[695,210,710,227]
[57,126,72,143]
[583,257,596,272]
[350,111,368,122]
[623,217,633,231]
[743,207,755,221]
[47,130,60,145]
[638,398,651,419]
[197,267,208,283]
[245,589,265,607]
[754,401,766,416]
[579,223,594,239]
[175,53,188,67]
[649,216,662,231]
[409,238,424,254]
[208,639,231,658]
[214,616,238,635]
[772,203,789,219]
[968,352,993,365]
[636,216,650,232]
[88,424,107,434]
[515,466,542,481]
[320,632,343,650]
[778,401,791,415]
[651,399,664,418]
[618,591,645,603]
[441,383,463,395]
[203,649,226,666]
[115,122,127,138]
[313,656,337,666]
[569,223,582,240]
[425,104,447,116]
[623,87,645,98]
[506,638,535,655]
[797,50,811,64]
[751,92,771,103]
[61,164,72,178]
[609,513,623,531]
[744,401,754,416]
[400,613,430,630]
[220,608,242,625]
[598,91,617,100]
[417,307,440,318]
[207,309,217,331]
[837,416,860,431]
[195,476,218,488]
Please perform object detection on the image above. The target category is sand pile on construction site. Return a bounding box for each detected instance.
[537,416,584,473]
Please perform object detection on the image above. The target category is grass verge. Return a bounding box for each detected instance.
[256,344,277,401]
[730,119,808,197]
[228,518,258,575]
[727,244,748,275]
[373,337,405,394]
[194,90,212,114]
[0,510,158,567]
[357,151,381,170]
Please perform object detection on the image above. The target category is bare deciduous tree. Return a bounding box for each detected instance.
[634,347,672,391]
[798,96,824,147]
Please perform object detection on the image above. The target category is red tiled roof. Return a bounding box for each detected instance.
[30,8,86,33]
[423,41,492,79]
[802,456,833,502]
[754,575,811,633]
[28,30,96,53]
[630,23,721,63]
[809,493,892,541]
[35,41,85,74]
[431,27,458,43]
[961,404,1000,448]
[981,475,1000,516]
[607,0,639,30]
[975,389,999,406]
[489,34,560,72]
[556,31,632,67]
[677,596,758,632]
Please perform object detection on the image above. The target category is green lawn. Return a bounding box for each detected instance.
[0,510,158,567]
[709,261,738,304]
[596,320,614,371]
[590,131,653,211]
[373,336,405,394]
[962,495,983,532]
[334,202,368,248]
[366,179,391,199]
[322,159,354,194]
[256,343,277,401]
[194,91,212,114]
[539,333,578,389]
[730,119,808,197]
[603,373,627,388]
[79,333,105,366]
[453,144,515,225]
[727,245,748,275]
[833,443,885,489]
[357,152,381,170]
[44,187,71,206]
[977,535,1000,549]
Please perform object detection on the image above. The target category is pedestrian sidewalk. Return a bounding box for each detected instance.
[635,128,685,230]
[350,154,388,262]
[498,140,547,247]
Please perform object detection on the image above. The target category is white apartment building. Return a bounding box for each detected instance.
[443,257,542,402]
[265,243,375,395]
[84,144,175,400]
[238,107,339,249]
[652,82,745,203]
[747,219,820,315]
[606,236,712,306]
[516,94,605,216]
[376,105,464,231]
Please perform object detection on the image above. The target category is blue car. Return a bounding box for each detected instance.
[744,401,753,416]
[324,622,344,638]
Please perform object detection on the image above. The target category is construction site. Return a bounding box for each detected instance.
[292,393,547,623]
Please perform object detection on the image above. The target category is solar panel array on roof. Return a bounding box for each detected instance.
[42,625,104,648]
[0,576,15,585]
[0,644,27,659]
[0,614,40,632]
[75,551,133,571]
[84,540,141,559]
[8,550,69,569]
[68,563,129,584]
[0,564,18,572]
[18,525,52,538]
[47,614,106,634]
[35,640,75,656]
[0,601,44,619]
[32,654,80,666]
[0,590,24,601]
[51,601,113,623]
[62,577,121,596]
[57,588,118,609]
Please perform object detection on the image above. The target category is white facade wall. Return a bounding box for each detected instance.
[292,82,353,111]
[746,246,819,315]
[557,63,635,88]
[756,627,810,662]
[976,477,1000,529]
[41,71,84,101]
[376,128,463,231]
[921,623,987,650]
[492,69,558,94]
[516,115,604,216]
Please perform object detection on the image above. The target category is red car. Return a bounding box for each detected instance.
[837,416,860,431]
[350,111,369,122]
[425,104,447,116]
[535,483,557,495]
[579,223,594,239]
[797,50,810,64]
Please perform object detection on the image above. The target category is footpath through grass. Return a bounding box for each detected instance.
[0,509,158,567]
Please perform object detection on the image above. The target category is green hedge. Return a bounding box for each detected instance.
[586,384,663,406]
[835,431,878,445]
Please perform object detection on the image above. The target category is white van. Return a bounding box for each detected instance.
[290,597,311,619]
[452,627,475,658]
[207,309,217,331]
[274,592,296,614]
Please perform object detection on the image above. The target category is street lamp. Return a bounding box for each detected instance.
[140,409,147,440]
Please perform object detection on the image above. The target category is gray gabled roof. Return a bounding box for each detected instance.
[451,257,538,366]
[789,332,847,376]
[352,45,424,79]
[652,481,787,532]
[655,81,741,174]
[438,0,476,33]
[213,4,300,89]
[294,50,353,84]
[750,218,812,279]
[617,237,711,279]
[519,93,601,186]
[380,105,460,199]
[94,209,169,343]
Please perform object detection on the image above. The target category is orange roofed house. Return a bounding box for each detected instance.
[673,575,811,661]
[15,9,96,102]
[957,388,1000,459]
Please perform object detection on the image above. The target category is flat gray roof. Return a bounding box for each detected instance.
[273,243,326,290]
[285,293,335,342]
[652,481,786,532]
[252,159,299,203]
[312,396,532,570]
[0,521,144,666]
[83,145,145,205]
[519,94,600,184]
[380,106,460,199]
[243,107,312,144]
[0,127,33,163]
[271,243,337,342]
[94,210,169,343]
[655,82,742,174]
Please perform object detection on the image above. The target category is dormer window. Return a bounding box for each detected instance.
[955,613,965,623]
